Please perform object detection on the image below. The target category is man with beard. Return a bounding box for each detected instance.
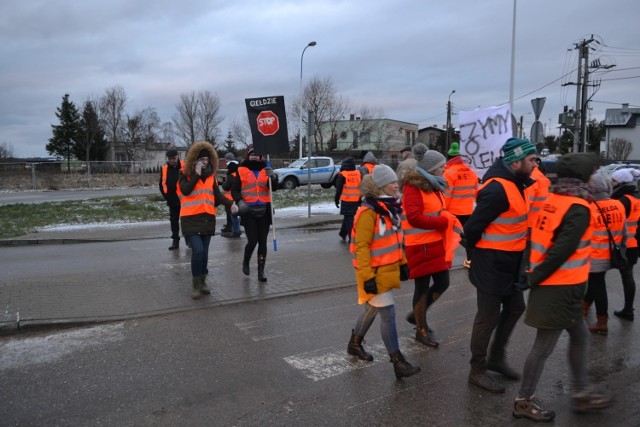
[463,137,537,393]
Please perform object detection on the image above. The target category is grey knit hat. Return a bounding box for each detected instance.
[412,143,428,161]
[371,164,398,188]
[224,152,235,161]
[417,150,446,173]
[363,151,378,164]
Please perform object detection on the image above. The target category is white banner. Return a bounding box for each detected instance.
[458,104,512,179]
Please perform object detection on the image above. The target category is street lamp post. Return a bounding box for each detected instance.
[446,90,455,153]
[299,41,317,159]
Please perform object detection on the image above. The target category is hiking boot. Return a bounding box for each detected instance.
[614,308,634,321]
[513,396,556,422]
[468,368,505,393]
[487,358,520,380]
[571,387,613,414]
[588,315,608,335]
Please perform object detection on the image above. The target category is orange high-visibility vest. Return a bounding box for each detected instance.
[526,166,550,227]
[177,174,216,217]
[238,167,271,204]
[401,190,445,246]
[622,194,640,249]
[161,160,184,193]
[529,193,592,285]
[339,170,361,203]
[223,170,237,201]
[350,202,404,268]
[443,162,478,215]
[475,177,529,251]
[362,163,376,175]
[590,199,626,260]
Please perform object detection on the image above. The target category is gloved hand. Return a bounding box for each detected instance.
[264,167,274,177]
[363,278,378,295]
[400,264,410,281]
[335,201,340,209]
[230,203,239,215]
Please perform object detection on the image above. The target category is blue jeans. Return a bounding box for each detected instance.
[186,234,211,277]
[231,214,241,234]
[353,302,399,354]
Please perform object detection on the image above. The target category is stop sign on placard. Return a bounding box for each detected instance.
[256,111,279,136]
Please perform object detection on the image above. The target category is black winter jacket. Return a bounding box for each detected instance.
[159,162,182,206]
[464,158,535,296]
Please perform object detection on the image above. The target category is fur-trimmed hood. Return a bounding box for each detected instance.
[183,140,218,177]
[403,170,436,193]
[360,174,383,198]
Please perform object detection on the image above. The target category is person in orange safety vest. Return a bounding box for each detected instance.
[159,148,184,250]
[334,157,361,241]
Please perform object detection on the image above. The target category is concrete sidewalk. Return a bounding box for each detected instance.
[0,213,357,335]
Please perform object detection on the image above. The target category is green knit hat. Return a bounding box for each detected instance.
[448,142,460,156]
[502,137,536,164]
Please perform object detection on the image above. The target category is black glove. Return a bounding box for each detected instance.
[363,278,378,295]
[335,201,340,209]
[400,264,410,281]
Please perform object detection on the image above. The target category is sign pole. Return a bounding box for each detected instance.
[267,154,277,251]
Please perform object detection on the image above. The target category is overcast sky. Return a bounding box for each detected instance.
[1,0,639,158]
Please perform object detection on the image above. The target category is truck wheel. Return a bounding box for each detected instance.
[283,177,298,190]
[320,182,333,189]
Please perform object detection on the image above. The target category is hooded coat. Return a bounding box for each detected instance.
[178,140,230,236]
[463,158,535,295]
[402,170,449,277]
[525,153,595,329]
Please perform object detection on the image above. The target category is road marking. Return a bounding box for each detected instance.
[283,337,428,381]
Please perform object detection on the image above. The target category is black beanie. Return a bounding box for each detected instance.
[197,149,209,159]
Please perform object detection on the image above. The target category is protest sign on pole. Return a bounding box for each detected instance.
[245,95,289,251]
[245,96,289,155]
[458,104,512,179]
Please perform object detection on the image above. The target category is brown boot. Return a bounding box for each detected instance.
[588,315,608,335]
[416,326,439,348]
[582,301,592,318]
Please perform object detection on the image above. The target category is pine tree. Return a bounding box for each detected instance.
[76,100,107,161]
[47,94,81,171]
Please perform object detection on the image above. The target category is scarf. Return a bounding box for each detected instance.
[415,166,447,192]
[551,177,593,202]
[363,196,403,234]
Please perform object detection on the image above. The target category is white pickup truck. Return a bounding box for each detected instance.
[274,156,341,190]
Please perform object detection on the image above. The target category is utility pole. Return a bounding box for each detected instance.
[572,36,595,153]
[446,90,455,153]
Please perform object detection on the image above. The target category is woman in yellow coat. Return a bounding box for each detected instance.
[346,164,420,379]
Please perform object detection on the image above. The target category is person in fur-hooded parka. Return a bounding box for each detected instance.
[179,140,232,299]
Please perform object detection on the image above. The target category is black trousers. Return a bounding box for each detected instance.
[243,213,270,261]
[168,204,180,240]
[469,288,525,369]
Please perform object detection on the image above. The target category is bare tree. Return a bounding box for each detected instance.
[298,76,351,153]
[173,92,197,146]
[161,122,176,146]
[230,114,252,150]
[99,85,127,161]
[197,91,224,147]
[609,137,633,161]
[121,107,160,161]
[343,105,388,152]
[0,141,14,160]
[173,91,223,147]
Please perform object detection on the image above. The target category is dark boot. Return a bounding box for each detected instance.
[416,327,439,348]
[258,255,267,282]
[487,358,520,380]
[588,315,608,335]
[191,276,202,300]
[468,367,505,393]
[168,238,179,250]
[242,251,251,276]
[614,308,634,321]
[200,275,210,294]
[347,330,373,361]
[389,351,420,379]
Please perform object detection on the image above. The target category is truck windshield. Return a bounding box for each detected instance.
[289,159,307,168]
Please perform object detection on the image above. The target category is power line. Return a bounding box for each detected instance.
[599,75,640,81]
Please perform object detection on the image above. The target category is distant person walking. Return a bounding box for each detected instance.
[334,157,361,242]
[610,167,640,321]
[513,153,612,421]
[360,151,378,178]
[464,137,537,394]
[347,165,420,379]
[159,148,184,250]
[443,142,479,268]
[396,145,417,190]
[178,141,232,299]
[221,152,241,238]
[583,172,626,335]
